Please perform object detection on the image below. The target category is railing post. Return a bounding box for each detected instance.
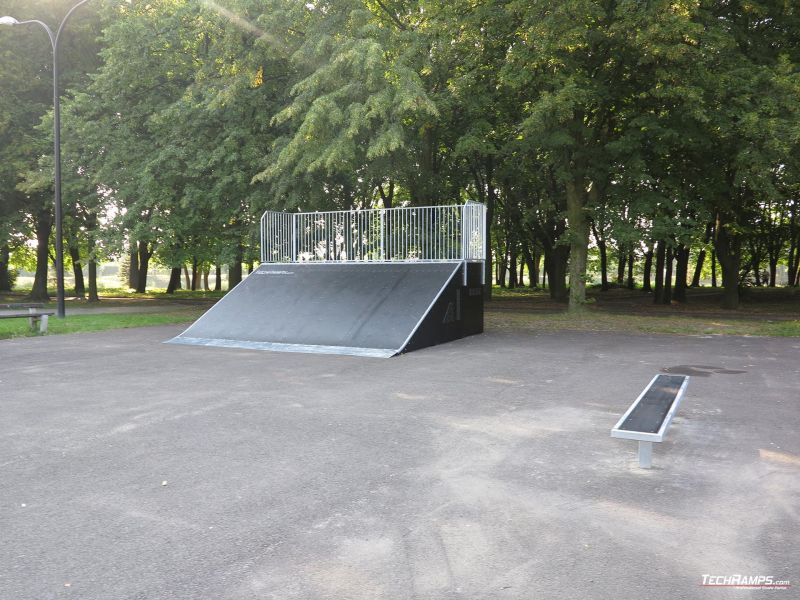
[260,213,265,263]
[291,213,297,262]
[461,204,467,260]
[461,204,468,285]
[380,209,385,261]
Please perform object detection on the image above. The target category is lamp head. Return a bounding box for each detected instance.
[0,16,20,25]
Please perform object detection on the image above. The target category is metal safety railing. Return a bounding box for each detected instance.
[260,203,486,264]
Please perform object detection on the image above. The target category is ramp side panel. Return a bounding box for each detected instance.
[403,261,484,354]
[173,262,461,352]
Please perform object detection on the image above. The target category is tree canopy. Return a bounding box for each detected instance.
[1,0,798,306]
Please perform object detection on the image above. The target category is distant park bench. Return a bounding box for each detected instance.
[0,303,55,334]
[611,374,690,468]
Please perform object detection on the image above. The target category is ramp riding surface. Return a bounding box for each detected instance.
[168,262,481,357]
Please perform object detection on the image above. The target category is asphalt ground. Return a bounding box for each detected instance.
[1,326,798,599]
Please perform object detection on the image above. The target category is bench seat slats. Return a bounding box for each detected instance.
[617,374,687,434]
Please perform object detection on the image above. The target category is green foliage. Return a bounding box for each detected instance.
[1,0,798,306]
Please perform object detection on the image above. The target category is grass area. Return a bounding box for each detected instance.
[1,283,797,340]
[0,287,225,307]
[0,309,205,340]
[74,287,227,300]
[486,309,800,337]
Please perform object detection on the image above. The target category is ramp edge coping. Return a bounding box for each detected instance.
[165,336,396,358]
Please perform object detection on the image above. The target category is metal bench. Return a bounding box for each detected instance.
[611,374,690,468]
[0,304,55,333]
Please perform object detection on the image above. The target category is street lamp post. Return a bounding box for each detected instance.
[1,0,93,318]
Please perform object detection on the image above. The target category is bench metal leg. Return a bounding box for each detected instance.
[638,441,653,469]
[39,314,48,333]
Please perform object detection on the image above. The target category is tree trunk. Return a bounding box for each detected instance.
[508,240,518,289]
[135,240,151,293]
[691,222,713,287]
[642,248,653,293]
[522,244,538,289]
[87,259,98,302]
[711,250,717,287]
[214,264,221,291]
[203,269,210,291]
[663,246,673,305]
[750,242,762,287]
[590,221,609,291]
[626,250,634,290]
[566,179,589,310]
[228,246,243,290]
[166,267,182,294]
[787,212,799,286]
[29,207,52,302]
[691,249,706,287]
[69,245,85,299]
[544,246,569,302]
[616,244,626,286]
[653,241,665,304]
[128,246,139,290]
[191,257,199,291]
[183,265,190,289]
[498,247,508,288]
[716,220,741,309]
[673,245,689,303]
[87,233,99,302]
[768,256,777,287]
[0,245,11,291]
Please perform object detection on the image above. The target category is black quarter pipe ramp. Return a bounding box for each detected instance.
[167,261,483,357]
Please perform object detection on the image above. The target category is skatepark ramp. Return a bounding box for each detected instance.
[168,203,486,357]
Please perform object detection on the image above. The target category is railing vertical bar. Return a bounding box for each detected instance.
[448,210,458,259]
[448,207,452,260]
[461,203,465,261]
